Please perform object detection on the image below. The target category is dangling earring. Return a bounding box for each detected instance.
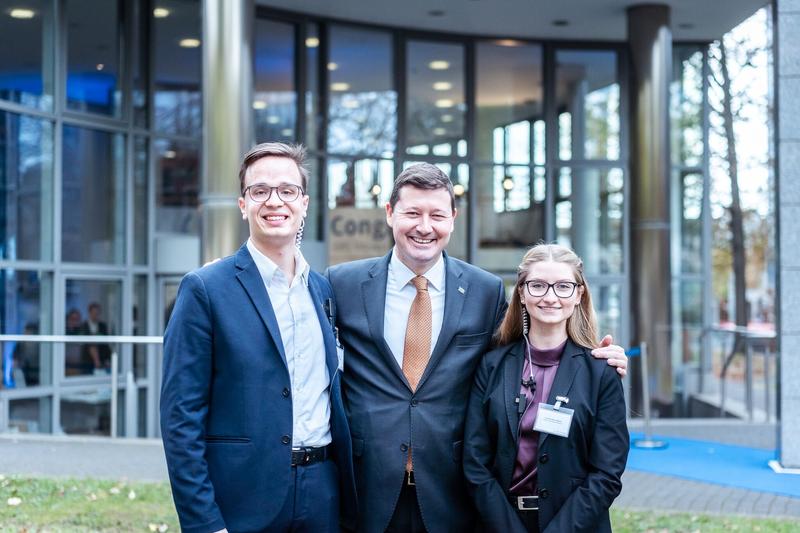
[521,305,530,337]
[295,218,306,248]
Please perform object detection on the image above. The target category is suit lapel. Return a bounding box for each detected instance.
[538,339,583,448]
[361,253,410,388]
[504,341,526,441]
[416,253,467,391]
[307,274,338,381]
[234,244,288,368]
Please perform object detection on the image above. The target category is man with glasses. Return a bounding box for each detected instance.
[161,142,355,533]
[326,163,628,532]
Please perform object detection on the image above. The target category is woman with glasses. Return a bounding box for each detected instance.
[463,243,629,532]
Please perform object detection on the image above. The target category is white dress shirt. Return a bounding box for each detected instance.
[383,249,446,369]
[247,239,331,448]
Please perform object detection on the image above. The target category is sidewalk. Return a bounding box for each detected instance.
[0,420,798,520]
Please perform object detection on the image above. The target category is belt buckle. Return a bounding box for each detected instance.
[406,471,416,486]
[516,495,538,510]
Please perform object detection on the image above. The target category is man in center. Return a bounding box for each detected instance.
[326,163,627,532]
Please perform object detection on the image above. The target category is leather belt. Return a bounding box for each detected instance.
[512,495,539,511]
[291,445,330,466]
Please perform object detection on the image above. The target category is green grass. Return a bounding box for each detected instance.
[611,508,800,532]
[1,476,797,532]
[0,475,179,532]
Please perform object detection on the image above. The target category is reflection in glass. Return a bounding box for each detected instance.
[671,46,704,167]
[132,0,149,127]
[593,284,622,343]
[305,24,320,149]
[134,137,148,264]
[64,279,121,377]
[555,167,624,274]
[556,50,619,161]
[475,165,544,271]
[327,158,394,209]
[476,41,543,163]
[327,26,396,156]
[61,125,125,264]
[0,111,54,261]
[254,19,296,143]
[155,139,200,235]
[0,270,53,388]
[66,0,122,116]
[406,40,465,156]
[60,391,111,436]
[678,171,703,274]
[133,275,148,379]
[154,0,202,135]
[0,0,54,109]
[10,398,52,433]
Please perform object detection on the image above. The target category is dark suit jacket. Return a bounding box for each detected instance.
[326,251,507,533]
[463,338,629,533]
[161,243,357,533]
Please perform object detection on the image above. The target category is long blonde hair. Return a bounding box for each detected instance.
[494,243,599,349]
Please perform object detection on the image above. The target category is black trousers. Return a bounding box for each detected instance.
[386,474,427,533]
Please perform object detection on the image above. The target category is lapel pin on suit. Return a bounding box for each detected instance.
[458,286,465,294]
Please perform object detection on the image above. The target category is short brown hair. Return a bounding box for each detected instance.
[238,142,309,195]
[389,163,455,212]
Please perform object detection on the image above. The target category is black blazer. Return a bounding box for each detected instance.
[463,338,629,533]
[326,251,507,532]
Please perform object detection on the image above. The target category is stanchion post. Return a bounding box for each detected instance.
[110,351,119,439]
[633,341,668,449]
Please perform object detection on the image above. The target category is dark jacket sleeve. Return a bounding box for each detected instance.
[543,364,629,533]
[463,354,527,533]
[160,272,226,533]
[493,278,508,332]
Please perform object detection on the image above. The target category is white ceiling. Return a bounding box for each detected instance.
[258,0,768,42]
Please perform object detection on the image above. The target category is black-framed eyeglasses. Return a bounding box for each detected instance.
[243,183,304,203]
[523,280,581,298]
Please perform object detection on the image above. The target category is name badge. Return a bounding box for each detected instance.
[533,397,573,438]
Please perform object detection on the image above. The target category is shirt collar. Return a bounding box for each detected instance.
[388,248,445,292]
[247,238,310,287]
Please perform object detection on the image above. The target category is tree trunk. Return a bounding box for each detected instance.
[719,43,748,331]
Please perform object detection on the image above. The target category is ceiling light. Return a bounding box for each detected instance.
[433,127,447,136]
[371,184,382,196]
[164,150,177,159]
[433,81,452,91]
[435,99,453,109]
[179,38,201,48]
[331,82,350,92]
[305,37,320,48]
[266,115,280,124]
[281,128,293,136]
[327,62,338,71]
[453,184,465,197]
[429,60,450,70]
[502,177,514,191]
[153,7,170,18]
[441,114,453,123]
[252,100,267,110]
[495,39,523,47]
[9,8,35,19]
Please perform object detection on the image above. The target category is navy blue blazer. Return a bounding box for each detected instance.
[463,338,629,532]
[161,243,356,533]
[326,251,507,533]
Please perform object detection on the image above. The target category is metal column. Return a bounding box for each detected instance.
[627,4,673,411]
[201,0,253,262]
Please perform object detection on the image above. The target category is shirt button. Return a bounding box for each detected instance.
[538,488,550,499]
[281,435,291,445]
[282,388,290,398]
[400,443,408,452]
[410,399,419,407]
[539,453,549,464]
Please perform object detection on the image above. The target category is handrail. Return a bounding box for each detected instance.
[0,334,164,438]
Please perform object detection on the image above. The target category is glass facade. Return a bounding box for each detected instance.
[0,2,776,436]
